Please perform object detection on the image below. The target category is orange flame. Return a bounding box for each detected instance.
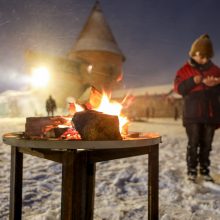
[42,91,130,140]
[67,102,84,116]
[94,92,129,134]
[116,72,123,82]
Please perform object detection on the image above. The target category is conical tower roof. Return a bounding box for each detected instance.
[72,1,125,60]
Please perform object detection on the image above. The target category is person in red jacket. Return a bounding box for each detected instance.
[174,34,220,182]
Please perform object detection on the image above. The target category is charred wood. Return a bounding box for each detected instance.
[72,110,122,141]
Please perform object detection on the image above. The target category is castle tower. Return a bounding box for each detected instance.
[25,1,126,110]
[68,0,125,92]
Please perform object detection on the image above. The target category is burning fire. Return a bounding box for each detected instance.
[94,92,128,134]
[42,90,130,140]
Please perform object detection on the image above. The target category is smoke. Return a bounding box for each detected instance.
[0,67,29,92]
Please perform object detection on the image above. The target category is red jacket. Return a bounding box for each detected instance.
[174,60,220,125]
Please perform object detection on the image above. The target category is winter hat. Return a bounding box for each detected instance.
[189,34,214,58]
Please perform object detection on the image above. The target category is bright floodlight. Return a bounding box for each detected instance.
[31,66,50,88]
[87,65,93,73]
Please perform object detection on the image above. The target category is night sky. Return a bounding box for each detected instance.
[1,0,220,92]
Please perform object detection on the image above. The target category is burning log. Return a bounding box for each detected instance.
[25,116,70,138]
[77,86,102,109]
[72,110,122,141]
[54,127,68,137]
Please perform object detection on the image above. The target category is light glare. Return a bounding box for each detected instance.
[31,66,50,88]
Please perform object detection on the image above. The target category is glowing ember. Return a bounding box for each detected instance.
[42,116,82,140]
[60,128,81,140]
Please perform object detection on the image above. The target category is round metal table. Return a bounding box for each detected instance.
[3,132,161,220]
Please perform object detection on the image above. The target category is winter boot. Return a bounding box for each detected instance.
[187,169,197,182]
[200,167,214,182]
[202,174,214,182]
[188,174,197,182]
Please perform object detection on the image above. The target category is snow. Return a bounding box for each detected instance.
[0,90,72,117]
[112,84,181,99]
[0,90,45,117]
[1,117,220,219]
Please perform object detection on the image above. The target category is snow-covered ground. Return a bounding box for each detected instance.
[1,117,220,220]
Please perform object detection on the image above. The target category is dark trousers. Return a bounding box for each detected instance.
[185,123,215,175]
[47,110,54,117]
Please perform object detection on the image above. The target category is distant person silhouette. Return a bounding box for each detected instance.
[174,106,179,121]
[151,107,155,118]
[46,95,57,116]
[145,107,150,121]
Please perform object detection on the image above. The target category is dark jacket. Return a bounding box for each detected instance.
[174,59,220,125]
[46,97,57,112]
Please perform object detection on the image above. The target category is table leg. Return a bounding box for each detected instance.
[148,144,159,220]
[10,146,23,220]
[85,160,96,220]
[61,150,96,220]
[61,150,75,220]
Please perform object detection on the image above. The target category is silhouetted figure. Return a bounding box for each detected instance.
[174,106,179,121]
[146,107,150,121]
[151,107,155,118]
[46,95,57,116]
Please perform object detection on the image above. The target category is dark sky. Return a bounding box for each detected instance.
[1,0,220,92]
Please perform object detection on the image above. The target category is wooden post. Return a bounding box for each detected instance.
[148,144,159,220]
[10,146,23,220]
[61,150,96,220]
[61,150,75,220]
[85,160,96,219]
